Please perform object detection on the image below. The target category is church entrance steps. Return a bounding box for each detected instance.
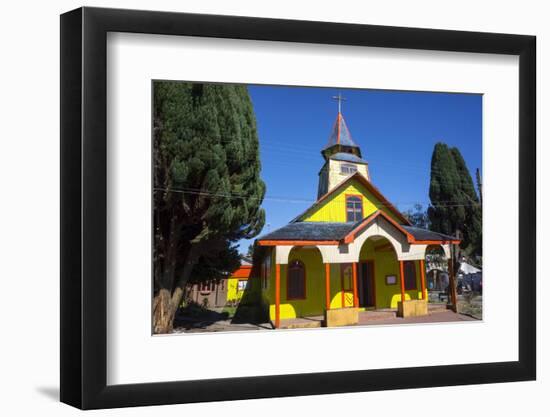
[358,309,397,322]
[279,316,324,329]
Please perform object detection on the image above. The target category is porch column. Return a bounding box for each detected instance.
[275,263,281,328]
[447,259,458,312]
[399,260,406,303]
[325,263,331,310]
[420,259,427,300]
[352,262,359,308]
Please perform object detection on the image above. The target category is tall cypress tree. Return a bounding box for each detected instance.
[428,143,463,236]
[450,147,482,257]
[428,142,482,258]
[152,82,266,333]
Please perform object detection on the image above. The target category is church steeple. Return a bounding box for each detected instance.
[321,94,363,161]
[317,94,370,199]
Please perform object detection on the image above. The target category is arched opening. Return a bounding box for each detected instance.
[275,246,324,319]
[425,244,449,303]
[358,235,401,309]
[287,259,306,300]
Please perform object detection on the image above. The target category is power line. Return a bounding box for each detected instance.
[153,186,481,208]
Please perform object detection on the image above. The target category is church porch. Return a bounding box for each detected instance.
[257,211,459,328]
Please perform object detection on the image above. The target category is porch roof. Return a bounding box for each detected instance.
[257,221,355,242]
[402,226,459,243]
[257,213,460,246]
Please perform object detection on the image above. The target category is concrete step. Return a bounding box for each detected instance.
[279,318,323,329]
[360,311,397,321]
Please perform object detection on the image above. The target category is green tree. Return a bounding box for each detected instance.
[476,168,482,205]
[152,82,266,333]
[450,148,482,257]
[428,143,481,257]
[428,143,462,236]
[246,243,255,258]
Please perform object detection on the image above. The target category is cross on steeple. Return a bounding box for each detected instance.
[332,93,346,114]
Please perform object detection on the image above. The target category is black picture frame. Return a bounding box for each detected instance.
[60,6,536,410]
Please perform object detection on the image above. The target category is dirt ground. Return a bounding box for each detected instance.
[172,308,478,333]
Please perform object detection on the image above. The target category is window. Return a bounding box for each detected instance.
[346,195,363,222]
[341,163,357,174]
[199,281,214,293]
[237,280,248,291]
[287,260,306,299]
[340,264,353,290]
[404,261,417,290]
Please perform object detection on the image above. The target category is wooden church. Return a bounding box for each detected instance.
[256,96,460,328]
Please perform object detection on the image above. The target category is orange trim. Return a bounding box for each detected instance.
[399,260,406,303]
[344,210,416,244]
[275,264,281,329]
[298,172,411,226]
[231,265,253,278]
[337,113,341,144]
[257,240,339,246]
[343,211,381,244]
[414,240,461,245]
[325,263,331,310]
[287,260,306,300]
[420,259,426,300]
[340,264,346,308]
[352,262,359,308]
[343,210,460,246]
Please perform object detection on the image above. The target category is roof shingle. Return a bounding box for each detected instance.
[402,226,457,242]
[330,152,368,164]
[257,222,355,241]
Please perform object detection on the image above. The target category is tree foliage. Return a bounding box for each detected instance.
[152,81,266,333]
[428,143,482,257]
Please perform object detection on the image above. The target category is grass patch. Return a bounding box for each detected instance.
[222,306,237,318]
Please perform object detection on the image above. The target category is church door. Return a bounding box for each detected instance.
[360,261,376,308]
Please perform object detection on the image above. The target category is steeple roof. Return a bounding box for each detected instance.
[324,112,359,150]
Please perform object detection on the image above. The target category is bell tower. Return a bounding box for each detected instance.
[317,94,370,199]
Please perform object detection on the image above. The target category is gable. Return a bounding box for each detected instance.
[301,178,404,224]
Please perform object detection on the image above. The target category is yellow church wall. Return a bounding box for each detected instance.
[263,256,362,320]
[302,178,401,224]
[266,247,326,320]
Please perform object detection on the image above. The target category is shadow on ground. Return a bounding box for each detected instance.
[173,302,231,330]
[35,386,59,401]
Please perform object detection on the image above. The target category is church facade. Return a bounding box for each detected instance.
[255,105,460,328]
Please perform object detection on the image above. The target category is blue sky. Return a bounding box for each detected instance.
[239,85,482,253]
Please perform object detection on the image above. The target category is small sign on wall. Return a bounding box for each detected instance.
[386,275,397,285]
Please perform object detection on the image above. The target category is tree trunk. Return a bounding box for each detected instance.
[152,244,201,334]
[152,288,176,334]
